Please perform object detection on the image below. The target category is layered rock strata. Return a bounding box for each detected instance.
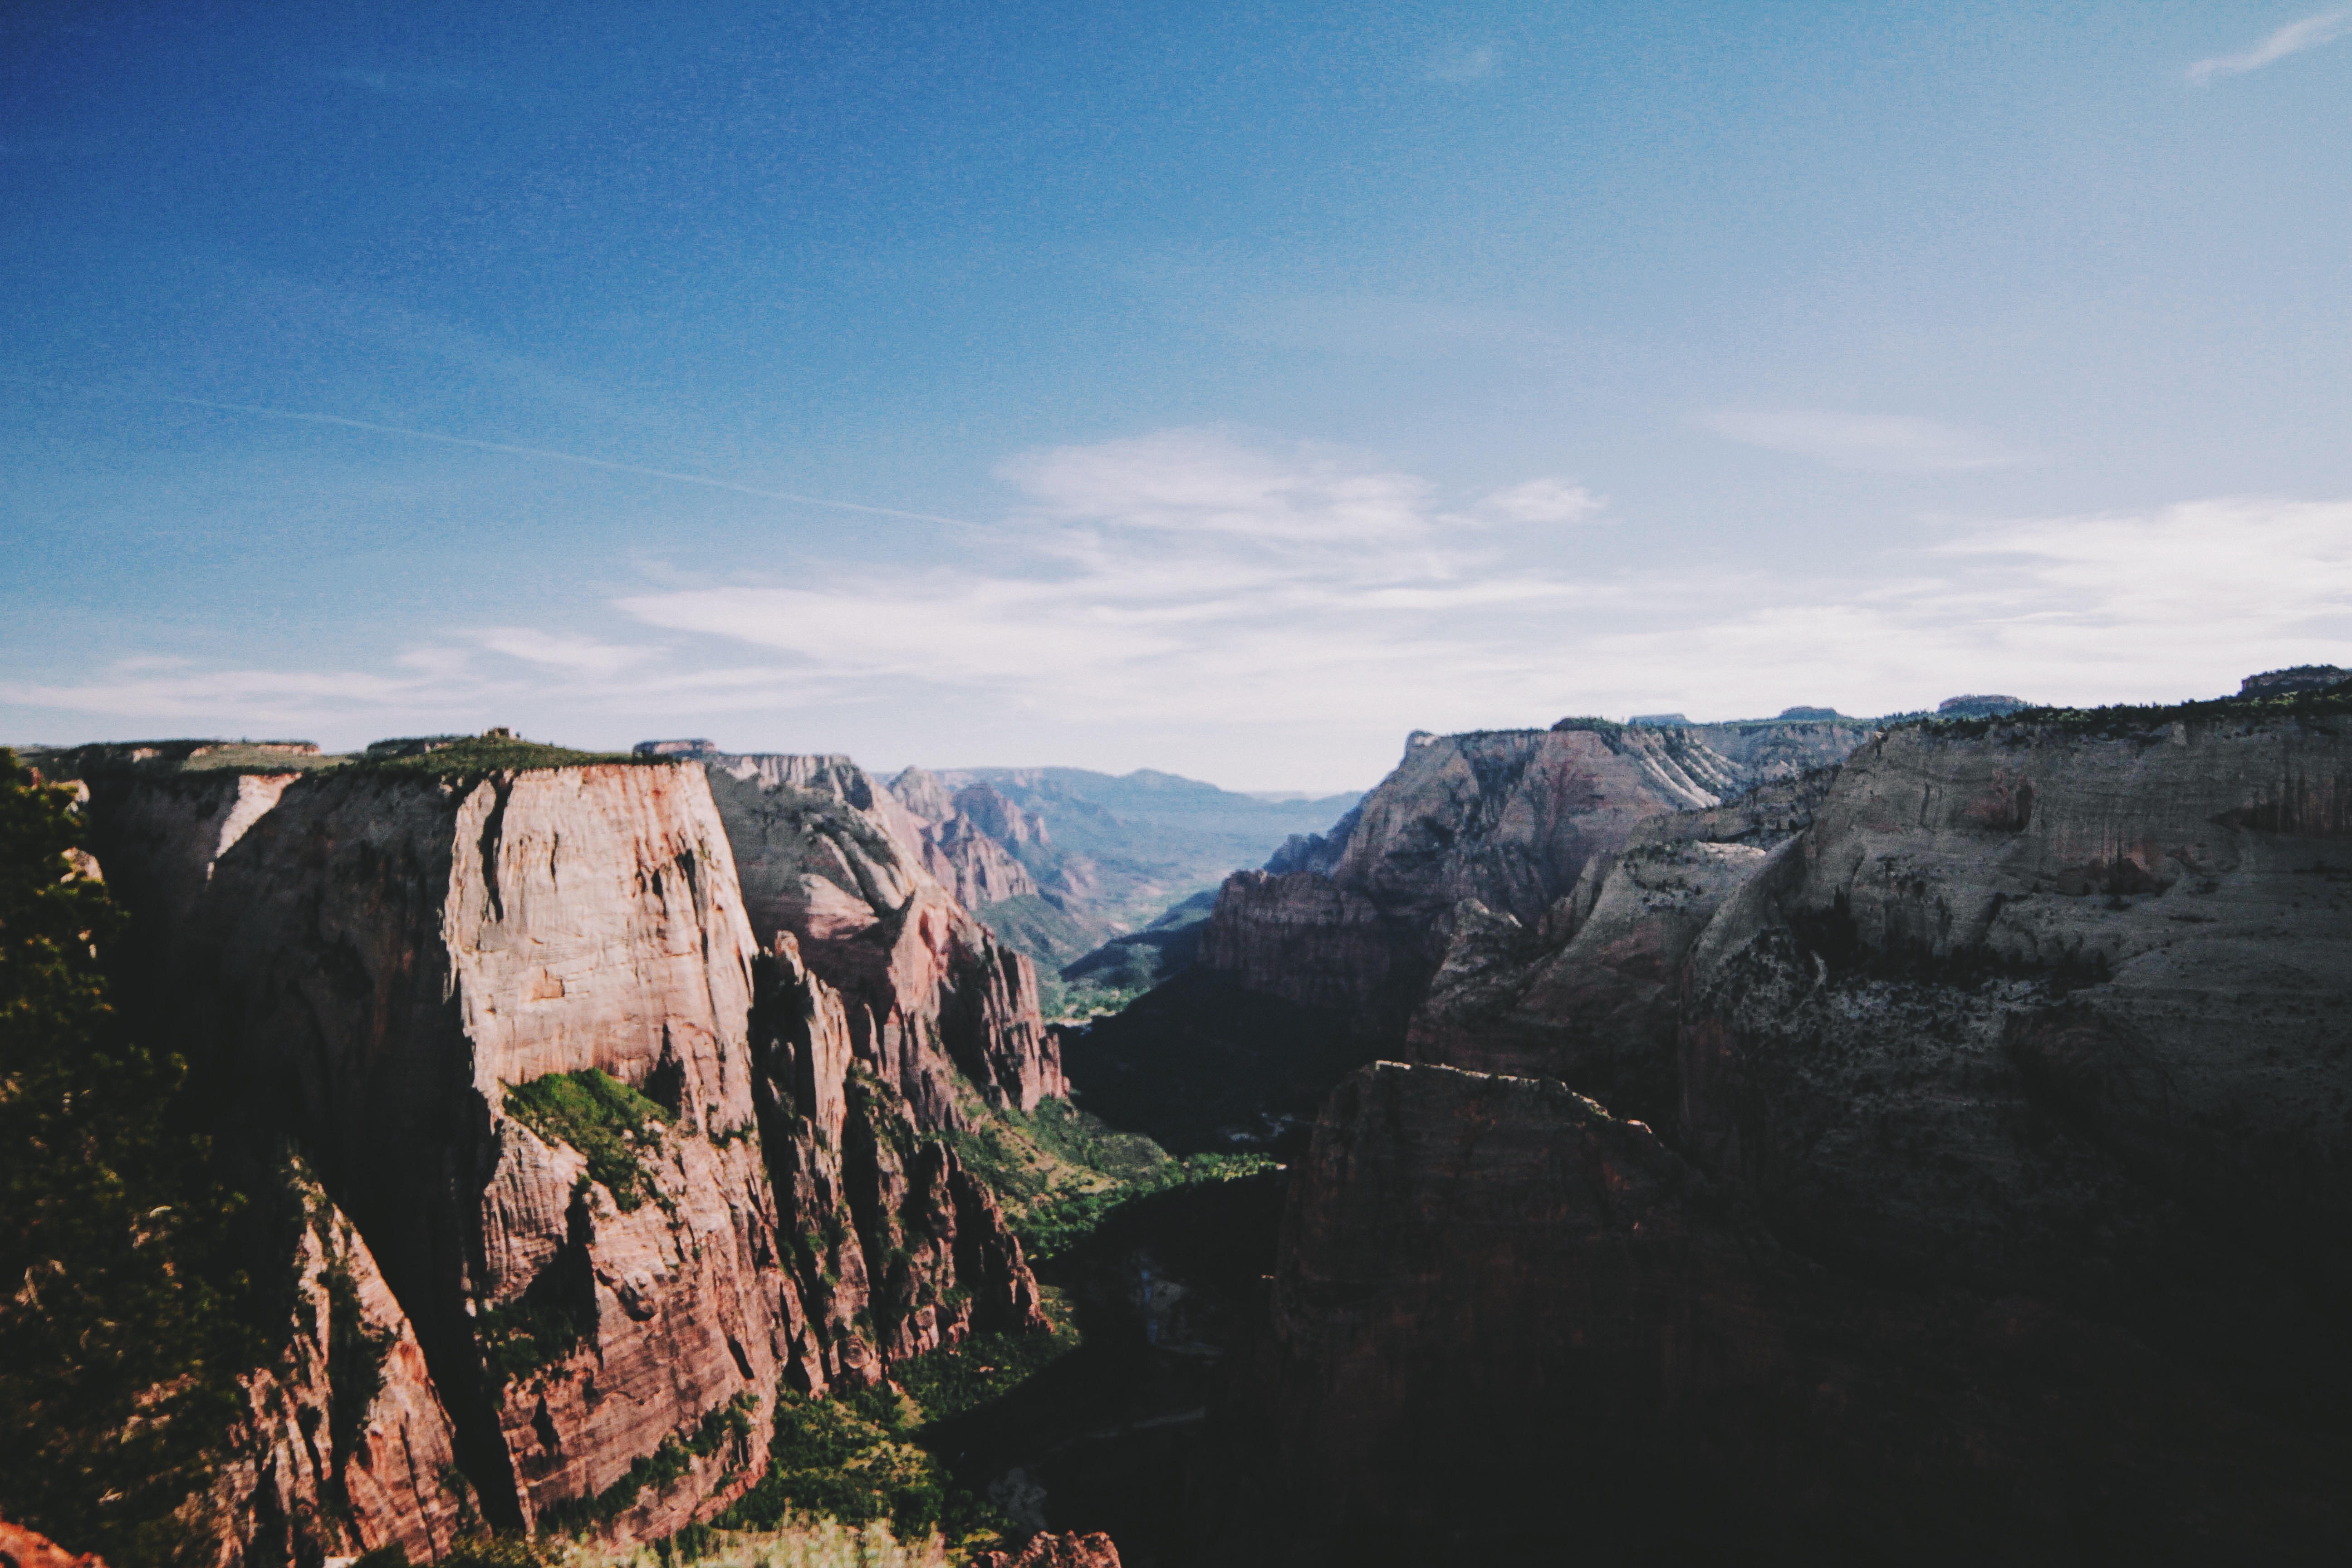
[126,761,789,1542]
[705,755,1063,1124]
[1406,766,1838,1119]
[889,769,1046,910]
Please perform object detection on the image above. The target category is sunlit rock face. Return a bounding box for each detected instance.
[127,762,789,1540]
[706,753,1065,1122]
[1197,724,1750,1039]
[67,754,1046,1555]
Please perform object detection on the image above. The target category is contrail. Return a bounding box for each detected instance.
[155,394,969,525]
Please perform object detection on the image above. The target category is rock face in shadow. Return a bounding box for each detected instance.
[67,754,1049,1558]
[1201,701,2352,1566]
[1407,767,1838,1123]
[705,755,1064,1124]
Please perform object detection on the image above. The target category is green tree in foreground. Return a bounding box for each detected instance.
[0,750,251,1562]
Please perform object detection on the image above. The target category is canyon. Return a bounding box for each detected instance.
[13,676,2350,1566]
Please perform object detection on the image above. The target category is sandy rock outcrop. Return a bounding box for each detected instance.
[1406,765,1838,1117]
[0,1518,108,1568]
[1680,710,2352,1332]
[888,770,1050,911]
[705,755,1063,1122]
[749,933,1047,1391]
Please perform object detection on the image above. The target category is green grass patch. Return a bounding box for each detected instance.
[949,1096,1274,1260]
[363,735,652,776]
[892,1321,1081,1428]
[504,1068,676,1212]
[713,1387,1003,1551]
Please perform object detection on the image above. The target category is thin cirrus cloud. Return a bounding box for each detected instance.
[1481,479,1607,524]
[617,427,1611,728]
[1584,497,2352,717]
[471,627,656,676]
[1693,407,2025,474]
[2187,11,2352,84]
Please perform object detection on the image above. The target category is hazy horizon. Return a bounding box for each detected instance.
[8,4,2350,791]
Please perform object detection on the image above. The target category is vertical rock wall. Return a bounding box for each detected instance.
[171,763,790,1541]
[69,750,1056,1559]
[1195,725,1747,1039]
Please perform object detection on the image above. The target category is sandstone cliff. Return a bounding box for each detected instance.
[68,750,1050,1559]
[706,755,1063,1124]
[195,1170,473,1567]
[119,760,791,1543]
[888,770,1046,910]
[1196,724,1747,1038]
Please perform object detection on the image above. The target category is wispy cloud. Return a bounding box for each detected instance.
[10,427,2347,786]
[471,628,657,676]
[1428,44,1499,83]
[1694,407,2025,473]
[1481,479,1607,525]
[1584,498,2352,715]
[616,428,1606,727]
[2188,11,2352,84]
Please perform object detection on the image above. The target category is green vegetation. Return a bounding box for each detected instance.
[1913,676,2352,740]
[947,1096,1273,1260]
[891,1320,1081,1426]
[475,1290,589,1384]
[0,750,256,1564]
[714,1387,1003,1549]
[504,1068,676,1211]
[363,732,650,777]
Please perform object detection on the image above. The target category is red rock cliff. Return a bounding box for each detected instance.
[705,754,1063,1122]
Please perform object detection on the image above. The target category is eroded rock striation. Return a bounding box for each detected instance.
[706,754,1063,1124]
[1198,724,1754,1039]
[64,750,1051,1559]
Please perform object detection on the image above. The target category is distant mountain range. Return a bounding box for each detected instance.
[879,765,1361,1014]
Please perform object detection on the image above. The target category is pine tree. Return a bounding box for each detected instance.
[0,750,251,1562]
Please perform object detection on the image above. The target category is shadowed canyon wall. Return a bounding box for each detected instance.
[1198,699,2352,1565]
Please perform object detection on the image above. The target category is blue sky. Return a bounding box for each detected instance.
[5,1,2349,790]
